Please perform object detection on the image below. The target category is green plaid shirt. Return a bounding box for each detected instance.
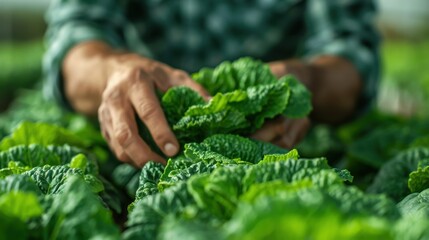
[43,0,380,113]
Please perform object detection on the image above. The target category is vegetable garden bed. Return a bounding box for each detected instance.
[1,58,429,240]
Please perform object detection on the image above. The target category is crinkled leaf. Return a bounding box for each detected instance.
[162,86,205,125]
[0,174,41,195]
[159,160,219,191]
[368,147,429,201]
[45,176,120,240]
[124,182,193,240]
[335,168,354,182]
[225,190,393,240]
[242,158,332,190]
[409,159,429,193]
[135,161,165,200]
[112,163,140,198]
[259,149,300,164]
[188,165,248,219]
[0,144,61,169]
[23,165,103,194]
[282,75,312,118]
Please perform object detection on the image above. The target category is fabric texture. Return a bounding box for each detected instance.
[43,0,380,113]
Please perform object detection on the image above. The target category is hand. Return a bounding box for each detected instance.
[98,53,210,167]
[252,60,311,149]
[251,116,310,149]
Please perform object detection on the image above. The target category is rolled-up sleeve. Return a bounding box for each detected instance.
[303,0,381,113]
[43,0,128,109]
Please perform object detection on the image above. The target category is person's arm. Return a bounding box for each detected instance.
[253,0,380,148]
[44,1,210,167]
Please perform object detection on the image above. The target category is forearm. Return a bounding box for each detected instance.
[62,41,118,116]
[271,56,362,124]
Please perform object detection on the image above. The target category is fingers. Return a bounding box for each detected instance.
[153,67,211,100]
[181,77,212,101]
[129,74,180,158]
[99,58,211,167]
[100,83,166,167]
[252,117,310,149]
[251,117,288,142]
[98,105,131,163]
[275,118,311,149]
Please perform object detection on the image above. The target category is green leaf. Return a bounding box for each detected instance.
[45,176,120,240]
[188,165,249,219]
[23,165,102,194]
[0,191,43,222]
[225,189,393,240]
[158,215,224,240]
[397,188,429,218]
[135,161,165,200]
[0,161,31,178]
[243,81,290,130]
[368,147,429,202]
[347,126,421,168]
[394,214,429,240]
[158,58,311,144]
[124,182,194,240]
[259,149,300,164]
[112,163,140,197]
[173,91,249,141]
[0,122,87,151]
[199,134,268,163]
[0,174,41,195]
[242,158,333,191]
[161,86,205,125]
[70,153,88,171]
[239,180,313,203]
[282,75,312,118]
[409,159,429,193]
[0,144,61,169]
[335,169,354,182]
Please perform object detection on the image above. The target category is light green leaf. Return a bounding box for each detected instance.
[0,122,87,151]
[0,191,43,221]
[70,153,88,171]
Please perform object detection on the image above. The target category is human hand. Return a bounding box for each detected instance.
[98,53,210,167]
[249,60,312,149]
[251,116,310,149]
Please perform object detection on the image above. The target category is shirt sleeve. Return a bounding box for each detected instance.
[43,0,128,110]
[303,0,381,115]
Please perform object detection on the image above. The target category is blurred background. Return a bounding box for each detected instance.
[0,0,428,116]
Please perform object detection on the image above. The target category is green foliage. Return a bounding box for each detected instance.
[368,147,429,202]
[157,57,311,143]
[408,158,429,193]
[225,192,394,240]
[397,188,429,218]
[0,121,88,151]
[44,176,120,240]
[4,54,429,240]
[282,75,312,118]
[0,191,43,222]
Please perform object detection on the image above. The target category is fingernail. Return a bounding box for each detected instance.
[164,142,178,156]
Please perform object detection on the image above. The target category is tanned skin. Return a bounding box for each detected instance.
[63,40,362,167]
